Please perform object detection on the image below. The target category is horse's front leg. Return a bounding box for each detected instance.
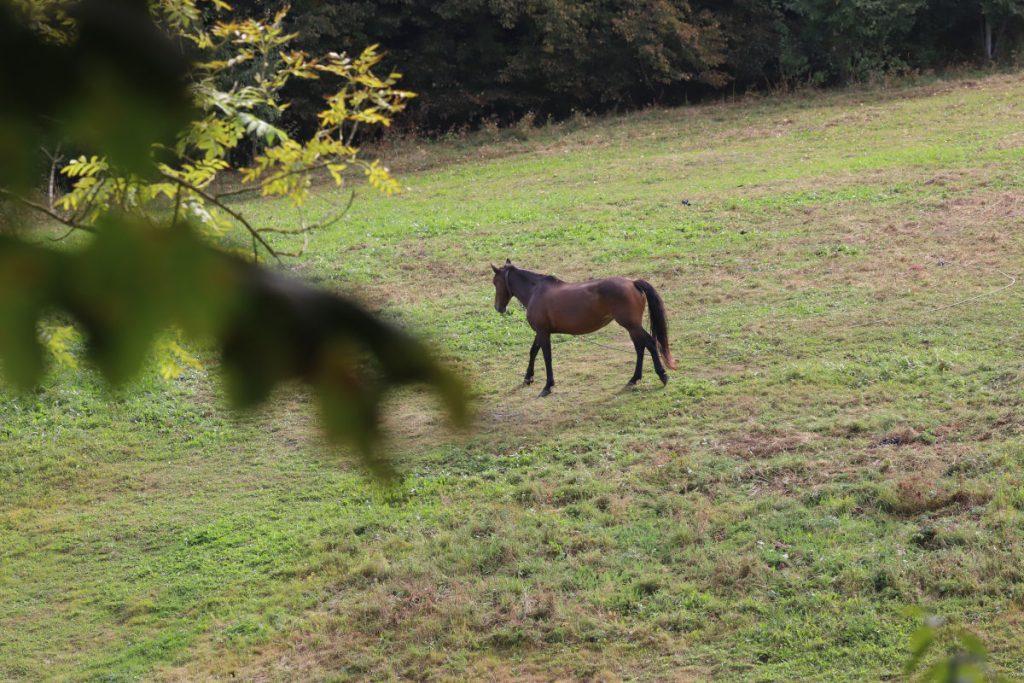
[538,332,554,397]
[524,335,540,385]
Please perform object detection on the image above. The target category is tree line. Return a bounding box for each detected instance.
[231,0,1024,135]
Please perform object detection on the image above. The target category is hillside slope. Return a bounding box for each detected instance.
[3,72,1024,680]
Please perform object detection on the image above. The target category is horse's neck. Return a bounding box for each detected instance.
[508,269,544,306]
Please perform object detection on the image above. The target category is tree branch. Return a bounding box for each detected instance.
[162,174,281,262]
[0,187,96,234]
[69,176,107,226]
[48,225,80,242]
[255,189,356,236]
[314,187,357,232]
[214,160,337,200]
[171,183,183,228]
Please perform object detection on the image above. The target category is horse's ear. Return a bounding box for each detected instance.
[491,263,499,273]
[505,258,512,265]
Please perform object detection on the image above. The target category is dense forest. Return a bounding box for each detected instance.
[228,0,1024,133]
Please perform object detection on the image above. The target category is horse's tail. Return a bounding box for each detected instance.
[633,279,677,370]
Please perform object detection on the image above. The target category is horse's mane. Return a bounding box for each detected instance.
[511,266,562,284]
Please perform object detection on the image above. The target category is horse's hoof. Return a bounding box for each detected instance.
[626,379,639,388]
[660,375,669,386]
[539,387,552,397]
[523,377,533,385]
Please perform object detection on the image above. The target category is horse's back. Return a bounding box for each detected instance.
[593,276,640,296]
[531,276,644,334]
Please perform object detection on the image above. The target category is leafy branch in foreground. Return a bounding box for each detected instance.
[904,613,998,683]
[40,0,414,260]
[0,0,465,470]
[0,220,466,475]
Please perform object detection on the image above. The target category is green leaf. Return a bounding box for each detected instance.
[904,625,935,675]
[0,238,63,389]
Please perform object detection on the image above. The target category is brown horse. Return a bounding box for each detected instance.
[491,259,677,396]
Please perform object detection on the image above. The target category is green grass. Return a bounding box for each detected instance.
[5,71,1024,680]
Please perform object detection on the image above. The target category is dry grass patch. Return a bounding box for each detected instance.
[723,425,817,460]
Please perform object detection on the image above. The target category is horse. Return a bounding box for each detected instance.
[490,259,677,396]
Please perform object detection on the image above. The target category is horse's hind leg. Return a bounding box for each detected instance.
[624,325,667,386]
[613,287,668,387]
[645,331,669,385]
[627,328,646,385]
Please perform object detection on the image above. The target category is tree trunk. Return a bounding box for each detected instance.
[43,144,63,210]
[985,14,994,60]
[995,18,1009,59]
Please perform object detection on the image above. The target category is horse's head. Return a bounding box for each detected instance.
[491,259,513,313]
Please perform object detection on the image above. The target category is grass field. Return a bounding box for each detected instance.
[4,71,1024,680]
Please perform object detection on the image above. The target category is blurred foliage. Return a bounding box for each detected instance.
[29,0,413,234]
[0,0,465,474]
[224,0,1024,132]
[904,613,1000,682]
